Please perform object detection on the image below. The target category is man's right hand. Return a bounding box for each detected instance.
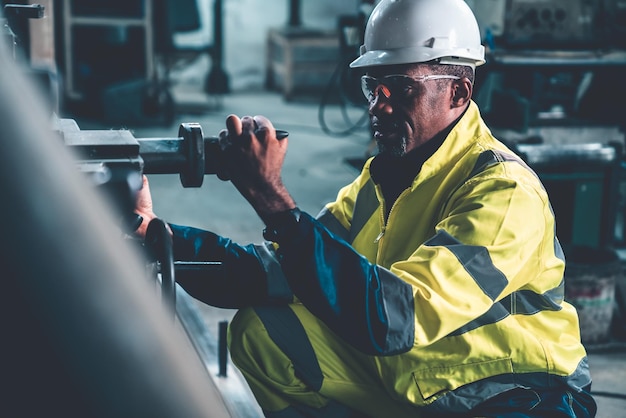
[217,114,296,225]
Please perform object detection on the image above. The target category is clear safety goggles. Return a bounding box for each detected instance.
[361,74,460,102]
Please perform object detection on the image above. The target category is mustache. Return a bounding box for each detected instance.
[371,115,404,131]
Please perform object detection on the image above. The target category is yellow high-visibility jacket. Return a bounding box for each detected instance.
[310,101,591,410]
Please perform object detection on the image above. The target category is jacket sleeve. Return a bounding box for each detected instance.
[272,212,416,356]
[168,218,415,356]
[169,224,293,308]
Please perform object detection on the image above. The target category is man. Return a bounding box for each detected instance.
[135,0,597,416]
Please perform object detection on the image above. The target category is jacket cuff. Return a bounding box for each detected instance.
[262,207,303,243]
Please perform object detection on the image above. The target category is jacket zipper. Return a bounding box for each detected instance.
[374,187,411,246]
[374,228,385,243]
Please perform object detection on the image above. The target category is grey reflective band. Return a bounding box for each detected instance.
[511,284,565,312]
[350,180,379,244]
[253,305,324,391]
[467,149,505,180]
[374,266,416,354]
[554,236,565,262]
[425,230,508,301]
[449,285,564,336]
[316,207,350,242]
[317,179,379,245]
[468,149,536,181]
[255,242,293,302]
[423,357,592,414]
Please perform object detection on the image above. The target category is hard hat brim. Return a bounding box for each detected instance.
[349,46,486,69]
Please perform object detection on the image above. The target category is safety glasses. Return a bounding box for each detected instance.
[361,74,461,102]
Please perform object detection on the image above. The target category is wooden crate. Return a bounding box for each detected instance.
[266,27,340,100]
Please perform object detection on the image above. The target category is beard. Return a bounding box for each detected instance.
[376,134,408,157]
[371,115,409,157]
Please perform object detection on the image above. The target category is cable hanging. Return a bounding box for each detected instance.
[317,55,369,138]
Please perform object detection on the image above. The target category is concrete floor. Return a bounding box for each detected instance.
[76,86,626,417]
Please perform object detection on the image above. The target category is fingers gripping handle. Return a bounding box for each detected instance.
[139,124,288,187]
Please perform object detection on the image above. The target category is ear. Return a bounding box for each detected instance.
[451,78,473,108]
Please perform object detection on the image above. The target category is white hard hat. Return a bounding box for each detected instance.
[350,0,486,69]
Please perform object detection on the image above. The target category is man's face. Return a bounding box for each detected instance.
[364,64,455,157]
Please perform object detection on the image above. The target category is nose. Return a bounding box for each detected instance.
[369,91,393,116]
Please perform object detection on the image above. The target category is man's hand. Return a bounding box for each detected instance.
[134,175,158,239]
[217,114,296,224]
